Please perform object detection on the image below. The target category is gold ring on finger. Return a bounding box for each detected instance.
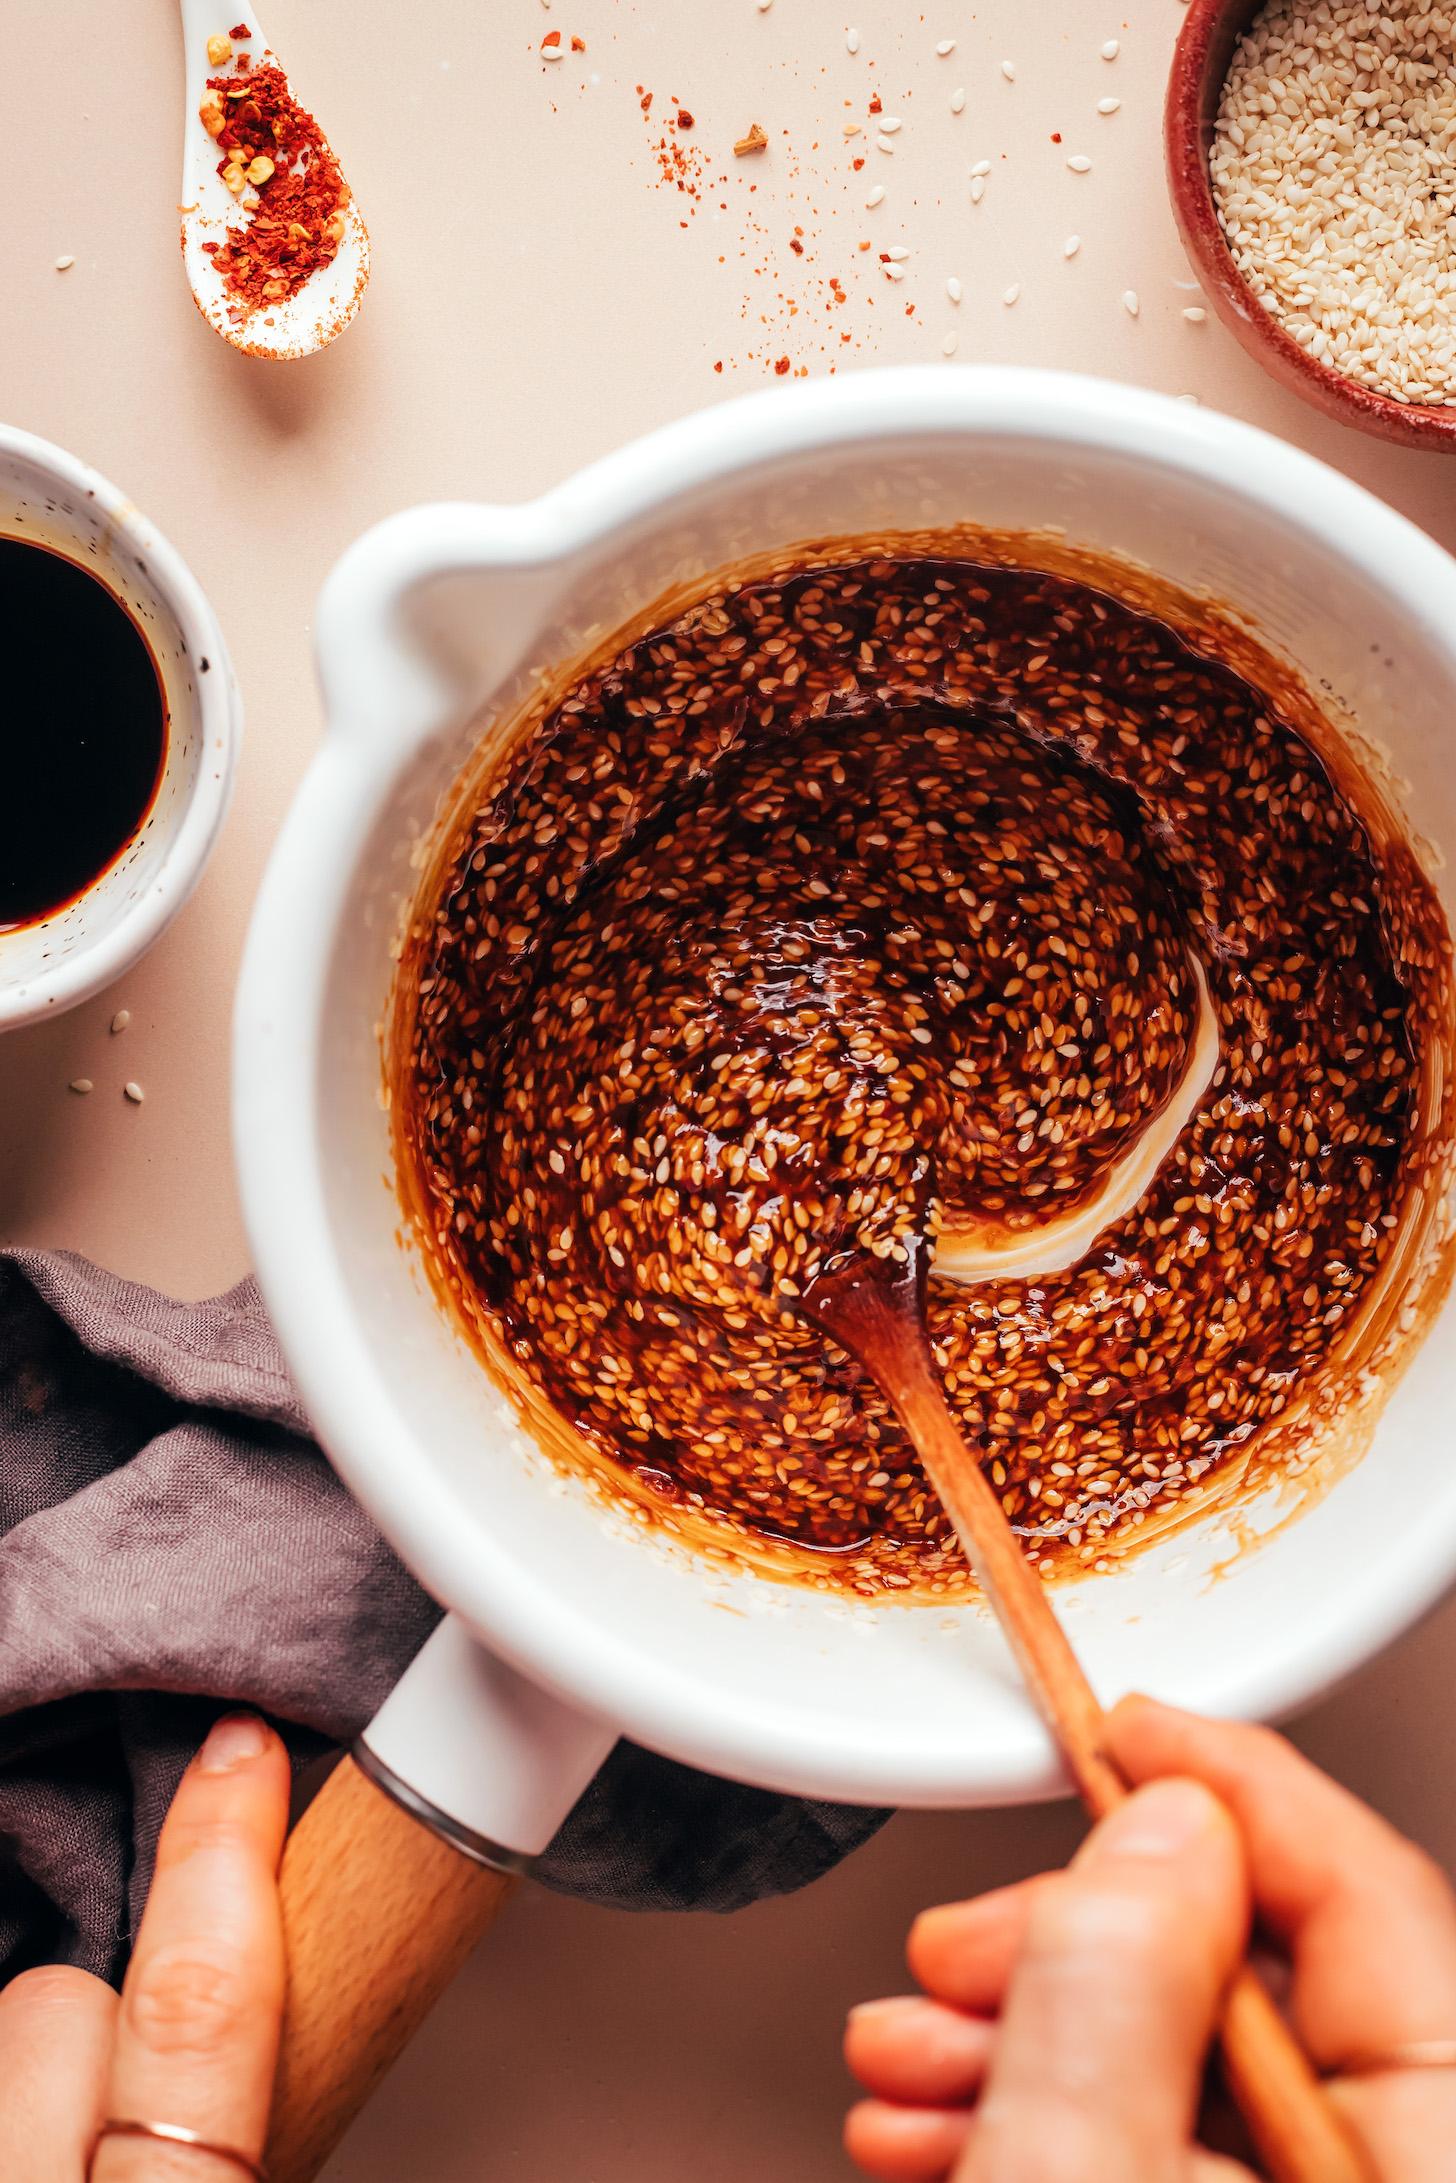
[90,2118,266,2180]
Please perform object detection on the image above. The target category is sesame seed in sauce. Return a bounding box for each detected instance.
[394,551,1452,1601]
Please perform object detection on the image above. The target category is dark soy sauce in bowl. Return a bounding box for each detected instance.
[0,537,167,933]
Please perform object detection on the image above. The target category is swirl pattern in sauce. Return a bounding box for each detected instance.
[395,552,1453,1595]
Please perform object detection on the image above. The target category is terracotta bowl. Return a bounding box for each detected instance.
[1165,0,1456,452]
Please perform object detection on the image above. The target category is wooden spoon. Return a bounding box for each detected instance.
[802,1238,1375,2183]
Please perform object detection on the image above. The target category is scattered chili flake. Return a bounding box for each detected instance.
[677,109,694,129]
[774,355,790,374]
[571,35,586,51]
[641,91,654,112]
[851,156,865,170]
[868,94,882,114]
[200,60,348,316]
[714,360,724,372]
[542,28,561,46]
[1050,131,1062,143]
[734,122,768,156]
[229,21,251,37]
[789,237,803,255]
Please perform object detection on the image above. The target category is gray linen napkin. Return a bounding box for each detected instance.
[0,1248,888,1986]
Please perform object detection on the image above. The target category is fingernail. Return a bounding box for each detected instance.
[199,1714,269,1772]
[847,1997,916,2025]
[1081,1778,1221,1864]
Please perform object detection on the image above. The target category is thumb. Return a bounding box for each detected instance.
[961,1779,1248,2183]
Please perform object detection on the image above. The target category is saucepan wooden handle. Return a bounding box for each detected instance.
[264,1755,517,2183]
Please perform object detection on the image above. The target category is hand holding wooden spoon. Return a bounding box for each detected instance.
[802,1243,1374,2183]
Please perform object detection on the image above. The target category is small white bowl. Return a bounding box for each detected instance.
[0,427,241,1030]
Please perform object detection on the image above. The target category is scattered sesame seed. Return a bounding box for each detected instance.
[54,254,76,272]
[1067,154,1092,172]
[1182,306,1207,323]
[1097,96,1121,114]
[68,1078,93,1095]
[946,275,963,302]
[876,135,896,153]
[886,245,910,260]
[846,26,861,52]
[756,0,773,10]
[1000,58,1016,81]
[936,38,956,56]
[541,42,564,59]
[123,1081,145,1105]
[969,158,991,177]
[878,116,902,133]
[843,121,861,136]
[883,262,906,280]
[941,331,958,355]
[865,184,886,207]
[110,1009,130,1034]
[970,177,985,204]
[1101,37,1119,58]
[949,87,966,113]
[1122,289,1140,316]
[1003,282,1020,304]
[1063,234,1081,257]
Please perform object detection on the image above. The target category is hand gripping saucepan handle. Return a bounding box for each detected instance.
[263,1618,616,2183]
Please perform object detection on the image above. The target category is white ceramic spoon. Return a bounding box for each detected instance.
[177,0,369,359]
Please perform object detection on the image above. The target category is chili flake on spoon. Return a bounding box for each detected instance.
[197,30,349,315]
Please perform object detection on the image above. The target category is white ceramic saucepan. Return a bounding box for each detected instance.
[233,370,1456,2177]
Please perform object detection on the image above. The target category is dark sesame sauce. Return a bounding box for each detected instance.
[0,538,167,933]
[396,552,1453,1596]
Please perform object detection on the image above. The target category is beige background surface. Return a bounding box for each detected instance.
[3,2,1455,2177]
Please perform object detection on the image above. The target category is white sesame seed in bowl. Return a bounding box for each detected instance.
[1166,0,1456,450]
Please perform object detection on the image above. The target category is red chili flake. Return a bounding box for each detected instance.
[677,109,694,128]
[542,29,562,46]
[571,35,586,51]
[774,356,790,374]
[1050,131,1062,143]
[641,91,654,112]
[714,360,724,372]
[229,20,251,36]
[789,237,803,255]
[201,61,348,316]
[852,156,865,170]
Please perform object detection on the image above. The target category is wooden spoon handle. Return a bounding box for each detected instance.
[879,1321,1375,2183]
